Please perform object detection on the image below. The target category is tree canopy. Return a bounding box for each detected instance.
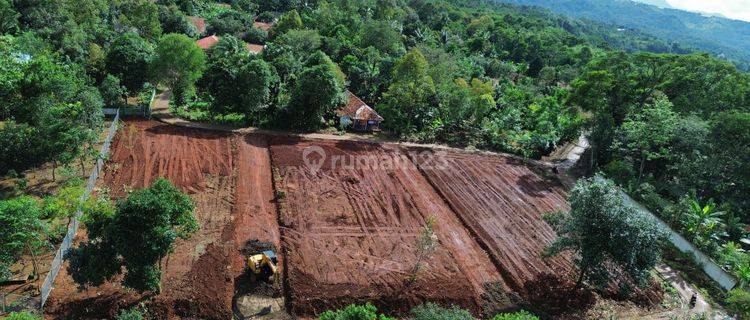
[66,178,197,292]
[544,176,668,288]
[150,33,206,102]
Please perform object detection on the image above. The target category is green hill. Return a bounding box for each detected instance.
[496,0,750,69]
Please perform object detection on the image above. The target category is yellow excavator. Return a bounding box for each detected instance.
[247,250,279,285]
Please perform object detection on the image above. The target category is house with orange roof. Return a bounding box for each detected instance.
[196,35,220,50]
[336,91,384,132]
[246,43,265,54]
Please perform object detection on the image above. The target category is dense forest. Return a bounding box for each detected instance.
[0,0,749,316]
[497,0,750,70]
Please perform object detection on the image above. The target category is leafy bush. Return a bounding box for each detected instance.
[244,27,268,44]
[5,312,42,320]
[491,310,539,320]
[319,303,394,320]
[115,306,145,320]
[726,289,750,319]
[410,303,475,320]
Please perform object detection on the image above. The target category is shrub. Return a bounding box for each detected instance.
[726,289,750,319]
[5,312,42,320]
[244,27,268,44]
[115,306,145,320]
[319,303,394,320]
[603,159,635,185]
[491,310,539,320]
[410,303,475,320]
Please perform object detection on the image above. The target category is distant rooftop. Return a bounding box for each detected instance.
[196,35,220,50]
[337,91,384,122]
[246,43,265,54]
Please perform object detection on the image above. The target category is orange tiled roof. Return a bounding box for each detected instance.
[196,35,220,49]
[246,43,265,54]
[336,91,384,122]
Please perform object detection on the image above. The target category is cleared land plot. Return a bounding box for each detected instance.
[45,119,279,319]
[269,138,511,316]
[411,150,575,298]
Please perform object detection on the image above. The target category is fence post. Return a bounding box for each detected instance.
[37,108,122,310]
[2,290,6,313]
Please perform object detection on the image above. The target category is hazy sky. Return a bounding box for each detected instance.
[666,0,750,22]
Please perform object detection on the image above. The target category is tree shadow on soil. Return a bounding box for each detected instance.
[143,122,231,140]
[523,273,597,318]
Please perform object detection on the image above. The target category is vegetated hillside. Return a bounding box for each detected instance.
[495,0,750,69]
[631,0,672,9]
[451,0,694,56]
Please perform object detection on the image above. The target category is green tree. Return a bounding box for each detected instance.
[5,311,42,320]
[99,75,127,108]
[238,59,274,123]
[38,102,92,181]
[377,49,437,137]
[707,111,750,223]
[491,311,539,320]
[271,9,302,37]
[107,32,154,93]
[206,10,254,38]
[0,196,47,281]
[0,121,41,176]
[285,53,345,131]
[85,43,106,80]
[43,180,87,224]
[115,306,145,320]
[158,4,198,38]
[244,27,268,44]
[726,289,750,319]
[409,216,437,283]
[200,49,274,123]
[544,176,668,288]
[362,20,404,56]
[150,33,206,103]
[681,197,726,248]
[611,94,679,185]
[0,0,20,34]
[118,0,162,40]
[66,178,198,292]
[410,303,474,320]
[319,303,394,320]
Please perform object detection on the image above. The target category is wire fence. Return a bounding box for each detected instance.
[38,109,121,308]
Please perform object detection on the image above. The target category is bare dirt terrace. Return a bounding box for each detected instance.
[269,138,511,316]
[410,149,579,313]
[44,120,587,319]
[45,119,279,319]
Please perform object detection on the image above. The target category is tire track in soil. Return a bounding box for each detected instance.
[408,149,576,300]
[45,119,277,320]
[268,138,510,317]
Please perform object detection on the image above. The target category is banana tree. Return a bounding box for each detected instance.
[684,198,727,245]
[736,264,750,289]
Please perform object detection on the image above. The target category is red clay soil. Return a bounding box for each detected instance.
[45,119,279,319]
[410,150,576,299]
[269,138,512,316]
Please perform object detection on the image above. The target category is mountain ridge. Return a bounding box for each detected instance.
[496,0,750,69]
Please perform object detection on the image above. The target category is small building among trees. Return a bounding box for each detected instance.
[196,35,220,50]
[337,91,384,132]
